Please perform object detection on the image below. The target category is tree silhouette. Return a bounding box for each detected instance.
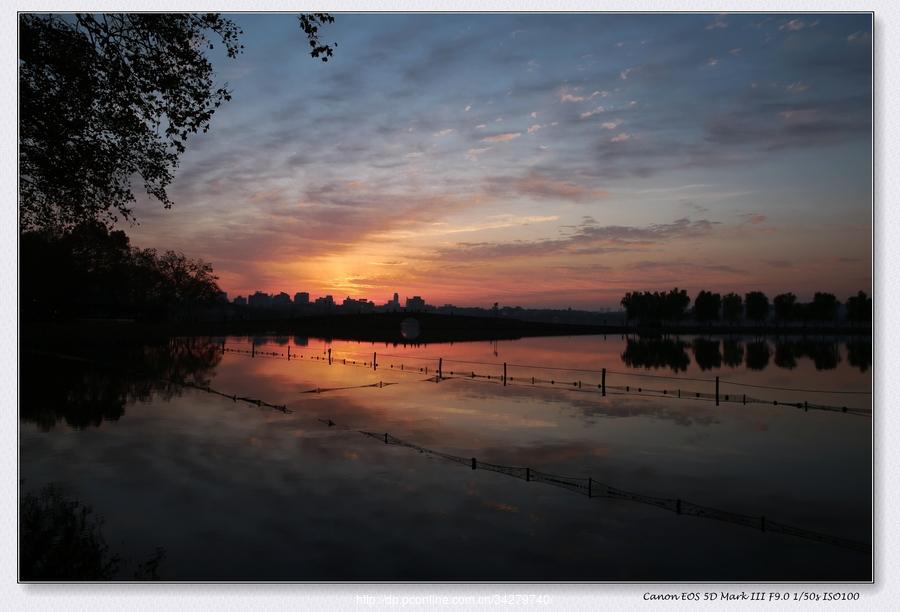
[744,291,769,324]
[773,292,796,322]
[721,292,742,324]
[662,288,691,322]
[811,292,839,322]
[21,222,222,321]
[846,291,872,324]
[19,13,335,230]
[693,290,721,323]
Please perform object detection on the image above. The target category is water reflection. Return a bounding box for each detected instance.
[21,337,222,431]
[19,333,871,580]
[620,337,690,371]
[691,338,722,371]
[846,340,872,372]
[745,341,771,371]
[621,336,869,373]
[722,339,744,367]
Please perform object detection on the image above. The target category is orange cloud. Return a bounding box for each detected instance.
[481,132,521,143]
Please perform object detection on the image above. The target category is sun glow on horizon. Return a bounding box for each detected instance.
[121,13,871,309]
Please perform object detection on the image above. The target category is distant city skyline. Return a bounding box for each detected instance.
[121,13,872,308]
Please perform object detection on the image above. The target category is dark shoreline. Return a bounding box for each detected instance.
[22,312,872,346]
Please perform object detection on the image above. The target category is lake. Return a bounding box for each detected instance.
[20,333,872,580]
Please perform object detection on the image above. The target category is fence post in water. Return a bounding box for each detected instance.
[471,457,477,470]
[601,368,606,397]
[526,467,531,481]
[676,499,682,515]
[715,376,720,406]
[373,352,377,371]
[328,348,332,365]
[588,478,592,498]
[222,339,226,354]
[503,362,507,386]
[287,345,291,360]
[760,516,766,532]
[384,433,388,444]
[438,358,443,380]
[251,341,255,358]
[743,394,746,405]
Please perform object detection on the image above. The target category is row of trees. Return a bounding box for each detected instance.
[620,288,872,325]
[21,222,223,322]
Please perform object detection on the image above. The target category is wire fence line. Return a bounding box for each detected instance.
[220,339,870,395]
[442,374,873,419]
[163,373,872,555]
[332,422,870,554]
[219,343,871,416]
[26,348,871,556]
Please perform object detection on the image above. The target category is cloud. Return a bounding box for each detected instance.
[600,119,622,130]
[786,81,809,93]
[464,105,472,112]
[610,132,632,142]
[430,217,719,262]
[465,147,491,160]
[763,259,793,269]
[527,124,543,134]
[559,90,585,103]
[681,200,710,214]
[176,179,491,292]
[705,15,728,30]
[530,111,539,118]
[738,213,767,225]
[619,67,637,80]
[706,95,870,151]
[434,128,454,137]
[629,260,746,276]
[507,171,608,202]
[481,132,522,143]
[557,85,606,104]
[706,57,719,67]
[847,31,870,44]
[779,19,818,32]
[580,106,605,119]
[426,214,561,237]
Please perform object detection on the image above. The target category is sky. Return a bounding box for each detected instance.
[123,13,872,309]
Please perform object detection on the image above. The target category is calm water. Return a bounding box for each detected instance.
[20,334,871,580]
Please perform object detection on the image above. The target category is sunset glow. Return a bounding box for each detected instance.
[122,13,872,308]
